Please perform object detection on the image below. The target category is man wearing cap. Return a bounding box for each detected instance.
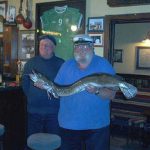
[54,34,116,150]
[22,35,64,148]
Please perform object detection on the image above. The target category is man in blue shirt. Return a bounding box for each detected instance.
[54,34,116,150]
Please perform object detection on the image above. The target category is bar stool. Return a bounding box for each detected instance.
[27,133,61,150]
[0,124,5,150]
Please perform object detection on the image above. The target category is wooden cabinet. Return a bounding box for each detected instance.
[0,37,3,73]
[3,26,18,78]
[0,87,26,150]
[111,74,150,143]
[111,74,150,118]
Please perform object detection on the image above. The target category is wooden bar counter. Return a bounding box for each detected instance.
[0,83,26,150]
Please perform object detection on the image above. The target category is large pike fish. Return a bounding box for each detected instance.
[29,70,137,99]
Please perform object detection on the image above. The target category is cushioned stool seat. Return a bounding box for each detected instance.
[27,133,61,150]
[0,124,5,150]
[0,124,4,136]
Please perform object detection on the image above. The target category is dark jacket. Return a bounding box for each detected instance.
[22,55,64,114]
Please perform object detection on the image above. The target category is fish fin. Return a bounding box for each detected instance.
[47,91,51,100]
[119,82,138,99]
[47,88,59,99]
[52,91,59,99]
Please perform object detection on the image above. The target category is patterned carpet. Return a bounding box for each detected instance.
[110,137,150,150]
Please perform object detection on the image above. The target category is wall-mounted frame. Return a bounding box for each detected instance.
[35,0,86,59]
[114,49,123,63]
[88,17,104,32]
[0,15,3,33]
[0,1,7,18]
[107,0,150,7]
[18,30,35,60]
[6,5,16,23]
[89,33,103,47]
[136,46,150,70]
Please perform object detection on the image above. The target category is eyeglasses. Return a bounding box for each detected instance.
[74,43,93,52]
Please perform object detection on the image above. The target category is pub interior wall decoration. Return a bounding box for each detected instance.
[87,17,104,32]
[114,49,123,63]
[136,46,150,70]
[0,1,7,19]
[107,0,150,7]
[89,33,104,47]
[6,5,16,24]
[0,15,3,33]
[18,30,35,60]
[35,0,86,60]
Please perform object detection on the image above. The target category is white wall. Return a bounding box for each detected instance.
[114,23,150,75]
[7,0,150,30]
[6,0,150,75]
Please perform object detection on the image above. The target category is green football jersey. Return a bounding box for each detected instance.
[40,6,83,60]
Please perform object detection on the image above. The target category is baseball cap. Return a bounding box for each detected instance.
[39,35,57,46]
[73,34,93,44]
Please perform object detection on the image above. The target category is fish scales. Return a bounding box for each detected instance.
[52,74,120,97]
[29,70,137,99]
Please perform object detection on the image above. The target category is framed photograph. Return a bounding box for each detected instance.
[136,46,150,69]
[0,15,3,33]
[18,30,35,60]
[0,1,7,18]
[6,5,16,23]
[88,17,104,32]
[107,0,150,7]
[114,49,123,63]
[89,33,104,47]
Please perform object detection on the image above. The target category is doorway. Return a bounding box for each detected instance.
[104,13,150,66]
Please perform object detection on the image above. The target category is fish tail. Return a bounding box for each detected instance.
[119,82,138,99]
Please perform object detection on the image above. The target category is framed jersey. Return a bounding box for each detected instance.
[35,0,86,60]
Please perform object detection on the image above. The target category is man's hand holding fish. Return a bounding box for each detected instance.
[86,85,117,99]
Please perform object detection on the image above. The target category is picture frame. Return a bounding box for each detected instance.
[114,49,123,63]
[89,33,104,47]
[6,5,16,23]
[0,15,3,33]
[18,30,35,60]
[107,0,150,7]
[0,1,7,18]
[35,1,86,58]
[88,17,104,32]
[136,46,150,70]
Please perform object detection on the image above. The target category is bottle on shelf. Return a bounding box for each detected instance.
[16,60,21,84]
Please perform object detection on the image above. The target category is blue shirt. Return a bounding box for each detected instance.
[55,55,115,130]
